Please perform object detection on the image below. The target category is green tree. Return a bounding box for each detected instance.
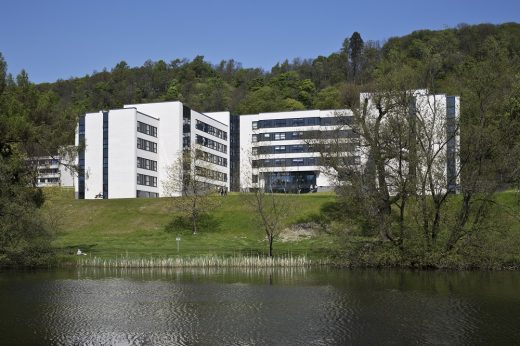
[0,57,58,266]
[349,32,364,81]
[313,87,341,109]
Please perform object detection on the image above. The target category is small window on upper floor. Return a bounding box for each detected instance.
[252,121,258,129]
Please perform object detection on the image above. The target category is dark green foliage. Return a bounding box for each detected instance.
[0,54,65,267]
[349,32,364,81]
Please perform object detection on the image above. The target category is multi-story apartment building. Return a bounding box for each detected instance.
[29,156,75,188]
[75,102,230,199]
[239,109,358,193]
[73,90,458,199]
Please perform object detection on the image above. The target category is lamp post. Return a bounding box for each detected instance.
[176,236,181,252]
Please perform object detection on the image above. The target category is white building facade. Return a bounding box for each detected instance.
[75,102,230,199]
[360,90,460,194]
[74,90,458,199]
[239,109,357,193]
[29,156,75,188]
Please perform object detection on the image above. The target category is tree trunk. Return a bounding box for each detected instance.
[268,234,273,257]
[192,211,197,235]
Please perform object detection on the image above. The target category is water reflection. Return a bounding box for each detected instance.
[0,268,519,345]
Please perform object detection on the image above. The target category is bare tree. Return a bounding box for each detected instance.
[163,146,223,234]
[241,149,297,257]
[247,189,294,257]
[313,87,460,250]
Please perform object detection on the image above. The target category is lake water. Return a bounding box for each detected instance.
[0,267,519,345]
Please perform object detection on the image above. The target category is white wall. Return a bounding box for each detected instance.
[59,164,75,188]
[204,111,230,127]
[83,111,103,199]
[125,102,183,197]
[107,109,138,198]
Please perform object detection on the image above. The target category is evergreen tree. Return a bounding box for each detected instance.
[349,32,364,81]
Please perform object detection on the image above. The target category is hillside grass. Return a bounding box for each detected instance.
[43,188,520,268]
[44,188,337,260]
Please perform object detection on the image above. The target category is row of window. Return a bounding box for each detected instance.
[252,156,359,168]
[137,190,159,198]
[37,168,59,174]
[137,121,158,137]
[253,143,356,155]
[196,149,228,167]
[196,120,228,140]
[137,157,158,171]
[196,135,227,153]
[252,129,357,142]
[137,173,157,187]
[137,138,158,153]
[252,157,319,168]
[195,166,228,182]
[252,117,351,129]
[39,177,60,183]
[29,159,60,166]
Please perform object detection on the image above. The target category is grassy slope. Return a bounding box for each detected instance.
[45,188,337,259]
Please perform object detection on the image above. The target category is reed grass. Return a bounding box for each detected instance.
[77,254,328,268]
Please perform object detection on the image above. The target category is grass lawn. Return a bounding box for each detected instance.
[45,188,338,259]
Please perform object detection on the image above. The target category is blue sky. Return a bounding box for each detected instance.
[1,0,519,83]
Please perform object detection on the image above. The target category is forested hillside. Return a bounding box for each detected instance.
[31,22,520,123]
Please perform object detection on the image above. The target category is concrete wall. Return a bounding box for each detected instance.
[107,109,138,198]
[83,111,103,199]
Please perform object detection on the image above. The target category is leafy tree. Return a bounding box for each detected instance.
[313,87,341,109]
[0,56,64,265]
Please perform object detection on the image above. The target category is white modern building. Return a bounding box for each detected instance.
[239,109,358,193]
[29,156,75,188]
[73,90,459,199]
[75,102,230,199]
[360,89,460,193]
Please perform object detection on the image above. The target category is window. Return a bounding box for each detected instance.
[293,118,304,126]
[137,121,157,137]
[137,173,157,187]
[292,145,304,152]
[274,145,285,153]
[274,133,285,140]
[196,135,227,153]
[252,134,258,142]
[275,119,287,127]
[252,121,258,129]
[137,138,157,153]
[196,120,227,140]
[196,149,227,167]
[252,175,258,183]
[137,157,158,171]
[137,190,159,198]
[195,166,227,182]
